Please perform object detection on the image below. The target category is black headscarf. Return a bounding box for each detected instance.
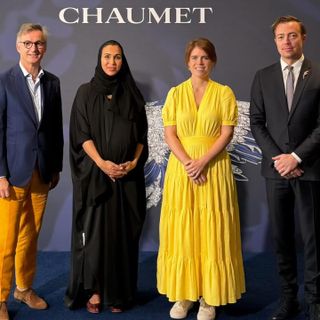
[90,40,146,118]
[69,40,148,207]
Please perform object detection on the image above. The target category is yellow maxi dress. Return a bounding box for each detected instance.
[157,79,245,306]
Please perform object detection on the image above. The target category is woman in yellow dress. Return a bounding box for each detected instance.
[157,38,245,320]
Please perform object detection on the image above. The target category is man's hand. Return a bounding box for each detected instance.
[284,167,304,180]
[0,177,10,198]
[272,154,299,177]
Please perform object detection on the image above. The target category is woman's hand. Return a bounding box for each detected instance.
[185,125,234,186]
[120,159,138,174]
[100,158,138,181]
[193,173,207,185]
[82,140,129,182]
[97,159,127,182]
[184,159,207,185]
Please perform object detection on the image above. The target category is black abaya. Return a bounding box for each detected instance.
[65,75,148,308]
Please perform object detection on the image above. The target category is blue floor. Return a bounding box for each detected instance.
[6,251,306,319]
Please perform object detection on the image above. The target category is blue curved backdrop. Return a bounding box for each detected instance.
[1,0,319,252]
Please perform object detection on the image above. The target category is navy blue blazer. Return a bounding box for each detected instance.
[0,64,63,186]
[250,58,320,181]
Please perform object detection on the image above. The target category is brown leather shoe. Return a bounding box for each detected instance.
[0,302,9,320]
[13,288,48,310]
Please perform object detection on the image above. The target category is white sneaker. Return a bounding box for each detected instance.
[197,297,216,320]
[170,300,194,319]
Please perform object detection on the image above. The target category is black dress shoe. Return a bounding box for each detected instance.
[270,299,300,320]
[307,304,320,320]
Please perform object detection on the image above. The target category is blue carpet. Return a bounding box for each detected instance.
[6,252,305,319]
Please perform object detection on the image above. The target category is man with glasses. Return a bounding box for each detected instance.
[0,23,63,320]
[250,16,320,320]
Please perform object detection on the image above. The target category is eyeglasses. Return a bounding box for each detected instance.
[18,41,46,49]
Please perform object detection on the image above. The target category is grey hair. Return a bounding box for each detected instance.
[16,23,48,43]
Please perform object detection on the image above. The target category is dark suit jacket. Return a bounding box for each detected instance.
[250,58,320,181]
[0,64,63,186]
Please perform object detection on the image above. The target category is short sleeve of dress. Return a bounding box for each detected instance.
[162,87,177,127]
[221,85,238,126]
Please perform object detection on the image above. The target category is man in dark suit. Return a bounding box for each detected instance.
[0,23,63,320]
[250,16,320,320]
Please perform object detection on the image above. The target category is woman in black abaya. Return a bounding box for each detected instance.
[64,40,148,314]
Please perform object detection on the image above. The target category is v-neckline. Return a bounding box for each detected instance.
[189,78,209,112]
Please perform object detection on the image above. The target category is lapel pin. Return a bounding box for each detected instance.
[303,70,310,79]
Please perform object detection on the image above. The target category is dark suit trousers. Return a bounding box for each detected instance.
[266,178,320,304]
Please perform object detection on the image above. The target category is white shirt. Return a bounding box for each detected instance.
[280,55,304,164]
[19,62,44,123]
[280,54,304,94]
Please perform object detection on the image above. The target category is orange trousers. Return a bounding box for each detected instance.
[0,170,49,301]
